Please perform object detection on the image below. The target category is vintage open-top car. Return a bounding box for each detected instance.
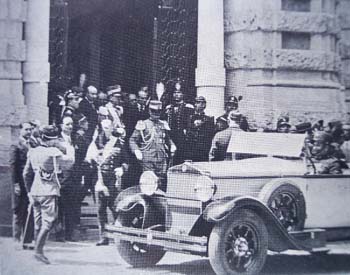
[106,132,350,275]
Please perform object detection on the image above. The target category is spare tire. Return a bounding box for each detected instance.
[260,183,306,231]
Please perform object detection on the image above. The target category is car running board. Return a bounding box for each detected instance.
[290,228,327,251]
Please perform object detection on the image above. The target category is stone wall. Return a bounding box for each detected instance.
[338,0,350,114]
[0,0,27,236]
[224,0,347,129]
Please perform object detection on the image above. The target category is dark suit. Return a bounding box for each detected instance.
[185,112,215,162]
[9,137,30,241]
[164,102,194,165]
[78,97,98,140]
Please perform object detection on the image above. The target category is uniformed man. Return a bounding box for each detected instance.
[184,96,215,162]
[86,119,129,246]
[9,122,32,245]
[276,116,291,133]
[210,110,243,161]
[164,87,193,165]
[105,85,125,130]
[129,100,176,191]
[23,125,74,264]
[215,96,249,132]
[60,89,77,116]
[341,122,350,163]
[311,131,348,174]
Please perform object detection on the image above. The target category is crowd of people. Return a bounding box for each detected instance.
[9,77,350,264]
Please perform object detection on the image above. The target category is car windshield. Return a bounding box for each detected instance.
[227,132,306,158]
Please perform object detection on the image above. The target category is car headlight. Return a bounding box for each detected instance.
[139,171,159,196]
[194,176,216,202]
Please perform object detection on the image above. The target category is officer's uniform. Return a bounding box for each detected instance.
[23,126,74,263]
[129,101,175,191]
[215,96,249,132]
[216,114,249,132]
[184,97,215,162]
[311,131,348,174]
[341,124,350,163]
[210,111,244,161]
[164,102,194,165]
[9,136,30,242]
[86,124,129,244]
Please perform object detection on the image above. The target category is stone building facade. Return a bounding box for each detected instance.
[0,0,349,235]
[223,0,349,129]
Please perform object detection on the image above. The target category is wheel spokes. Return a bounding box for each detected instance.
[225,223,258,272]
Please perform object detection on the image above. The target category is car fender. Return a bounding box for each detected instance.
[115,186,167,229]
[203,196,312,252]
[258,178,305,203]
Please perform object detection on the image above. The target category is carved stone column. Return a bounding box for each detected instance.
[196,0,225,118]
[23,0,50,123]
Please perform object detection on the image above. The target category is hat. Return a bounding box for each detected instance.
[41,125,58,140]
[277,117,291,129]
[29,119,41,128]
[71,86,84,95]
[226,95,242,104]
[106,85,122,97]
[313,131,332,143]
[195,96,206,103]
[294,122,312,133]
[64,90,78,101]
[228,110,241,121]
[149,100,162,111]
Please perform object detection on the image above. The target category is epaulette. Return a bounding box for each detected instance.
[160,120,171,131]
[185,103,194,108]
[135,120,146,131]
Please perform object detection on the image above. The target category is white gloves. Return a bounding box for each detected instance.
[114,167,124,178]
[135,150,143,160]
[170,144,177,154]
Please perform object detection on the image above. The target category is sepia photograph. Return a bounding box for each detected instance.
[1,0,350,274]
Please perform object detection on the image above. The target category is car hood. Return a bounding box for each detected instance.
[169,157,306,178]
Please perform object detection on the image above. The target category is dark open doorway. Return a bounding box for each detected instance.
[67,0,156,93]
[48,0,198,120]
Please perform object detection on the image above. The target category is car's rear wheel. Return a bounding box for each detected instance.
[208,209,268,275]
[261,183,306,231]
[115,205,166,267]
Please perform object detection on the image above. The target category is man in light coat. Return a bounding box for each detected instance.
[23,125,74,264]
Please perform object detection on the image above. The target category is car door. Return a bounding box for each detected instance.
[304,174,350,228]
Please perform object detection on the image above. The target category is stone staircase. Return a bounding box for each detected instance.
[79,195,115,242]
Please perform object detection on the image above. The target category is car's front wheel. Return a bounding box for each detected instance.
[208,209,268,275]
[115,205,166,267]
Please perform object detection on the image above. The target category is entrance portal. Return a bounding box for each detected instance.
[48,0,197,117]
